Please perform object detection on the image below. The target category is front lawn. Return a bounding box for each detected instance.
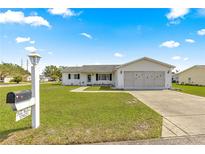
[0,83,162,144]
[172,83,205,97]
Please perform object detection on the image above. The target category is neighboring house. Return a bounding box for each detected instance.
[2,76,13,83]
[40,75,52,82]
[26,75,31,82]
[62,57,175,89]
[177,65,205,85]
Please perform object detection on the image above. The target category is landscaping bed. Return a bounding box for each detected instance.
[84,86,120,91]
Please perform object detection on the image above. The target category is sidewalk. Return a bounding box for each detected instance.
[70,86,128,93]
[0,83,31,88]
[96,134,205,145]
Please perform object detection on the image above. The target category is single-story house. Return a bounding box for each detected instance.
[26,75,31,82]
[1,76,13,83]
[62,57,175,89]
[177,65,205,85]
[40,75,52,82]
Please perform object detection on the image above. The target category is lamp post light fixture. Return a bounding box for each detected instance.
[28,52,41,65]
[28,51,41,128]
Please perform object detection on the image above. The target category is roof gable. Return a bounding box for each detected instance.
[117,57,175,69]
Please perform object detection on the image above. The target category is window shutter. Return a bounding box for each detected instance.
[68,74,71,79]
[110,74,112,81]
[96,74,98,81]
[78,74,80,79]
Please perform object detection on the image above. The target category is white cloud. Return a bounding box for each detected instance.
[160,40,180,48]
[172,56,181,60]
[172,56,189,61]
[25,46,37,52]
[48,8,81,17]
[166,8,189,25]
[166,8,190,20]
[167,19,181,25]
[114,52,123,58]
[0,10,51,27]
[16,37,30,43]
[48,52,53,55]
[185,39,195,43]
[197,29,205,36]
[183,57,189,61]
[30,40,35,44]
[80,33,93,39]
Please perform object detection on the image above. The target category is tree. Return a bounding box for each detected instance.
[12,76,22,84]
[0,63,30,81]
[43,65,61,81]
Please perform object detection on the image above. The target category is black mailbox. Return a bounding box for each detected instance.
[6,90,32,104]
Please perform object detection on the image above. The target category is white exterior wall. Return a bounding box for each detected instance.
[62,72,115,86]
[115,59,173,89]
[3,77,13,83]
[62,73,87,85]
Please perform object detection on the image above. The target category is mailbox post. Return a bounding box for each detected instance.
[28,52,41,128]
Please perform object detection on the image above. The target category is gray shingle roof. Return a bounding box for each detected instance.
[195,65,205,68]
[62,57,175,73]
[62,65,119,73]
[177,65,205,75]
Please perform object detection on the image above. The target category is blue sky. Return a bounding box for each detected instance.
[0,8,205,72]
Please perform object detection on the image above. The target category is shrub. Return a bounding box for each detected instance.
[12,76,22,84]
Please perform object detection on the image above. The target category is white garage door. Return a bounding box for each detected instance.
[124,71,165,89]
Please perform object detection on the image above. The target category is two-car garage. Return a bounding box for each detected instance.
[124,71,165,89]
[115,57,175,90]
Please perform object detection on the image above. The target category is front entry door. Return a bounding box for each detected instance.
[87,74,91,82]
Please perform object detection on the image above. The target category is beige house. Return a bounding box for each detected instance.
[177,65,205,85]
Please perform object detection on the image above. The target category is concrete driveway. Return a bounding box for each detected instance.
[129,90,205,137]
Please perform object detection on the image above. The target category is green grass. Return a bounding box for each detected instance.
[0,83,162,144]
[85,86,119,91]
[172,83,205,97]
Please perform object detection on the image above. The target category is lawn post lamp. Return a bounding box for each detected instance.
[28,51,41,128]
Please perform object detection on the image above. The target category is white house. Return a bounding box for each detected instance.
[2,76,13,83]
[40,75,52,82]
[62,57,175,89]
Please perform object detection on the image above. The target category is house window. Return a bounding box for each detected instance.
[74,74,80,79]
[188,77,191,83]
[68,74,71,79]
[97,74,111,81]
